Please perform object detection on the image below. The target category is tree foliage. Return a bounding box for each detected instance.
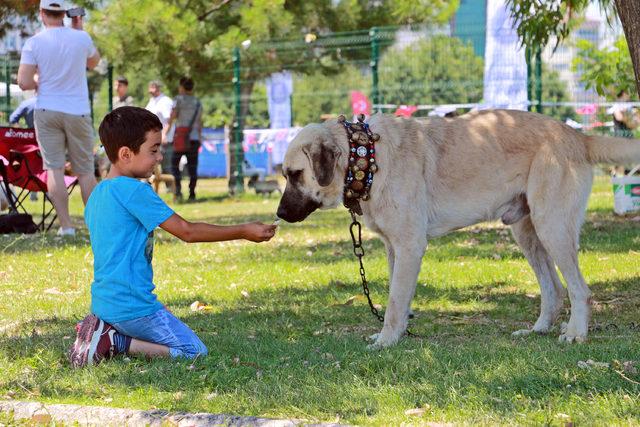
[88,0,458,95]
[378,36,484,108]
[505,0,613,50]
[506,0,640,97]
[0,0,38,39]
[541,67,576,121]
[572,36,636,98]
[291,66,369,125]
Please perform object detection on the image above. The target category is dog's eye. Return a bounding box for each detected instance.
[287,170,303,182]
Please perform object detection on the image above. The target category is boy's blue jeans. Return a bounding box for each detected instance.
[112,308,207,359]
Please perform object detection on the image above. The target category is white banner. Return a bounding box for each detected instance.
[266,71,293,129]
[482,0,528,110]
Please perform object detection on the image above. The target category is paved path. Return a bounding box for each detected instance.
[0,400,343,426]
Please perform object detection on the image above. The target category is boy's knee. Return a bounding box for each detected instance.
[176,341,207,359]
[193,342,208,357]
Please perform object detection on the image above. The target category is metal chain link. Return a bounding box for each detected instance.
[348,210,419,337]
[349,210,385,322]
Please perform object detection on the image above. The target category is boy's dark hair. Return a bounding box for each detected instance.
[116,76,128,85]
[43,9,65,19]
[99,107,162,163]
[180,77,194,91]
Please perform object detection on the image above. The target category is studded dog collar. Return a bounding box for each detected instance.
[338,114,379,215]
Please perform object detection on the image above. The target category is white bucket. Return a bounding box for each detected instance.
[612,165,640,215]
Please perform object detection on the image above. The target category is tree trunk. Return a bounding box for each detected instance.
[615,0,640,97]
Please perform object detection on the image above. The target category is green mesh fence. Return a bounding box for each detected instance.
[0,56,20,122]
[214,23,629,134]
[1,21,631,138]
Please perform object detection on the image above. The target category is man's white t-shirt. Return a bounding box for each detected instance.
[20,27,97,116]
[145,94,174,126]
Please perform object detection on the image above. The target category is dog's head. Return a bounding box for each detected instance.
[277,122,346,222]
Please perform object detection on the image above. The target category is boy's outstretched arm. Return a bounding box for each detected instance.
[160,213,276,243]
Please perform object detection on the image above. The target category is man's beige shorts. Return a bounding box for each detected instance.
[34,109,95,174]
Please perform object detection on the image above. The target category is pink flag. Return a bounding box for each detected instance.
[351,91,371,116]
[394,105,418,117]
[576,103,597,115]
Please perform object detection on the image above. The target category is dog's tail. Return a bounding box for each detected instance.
[586,134,640,164]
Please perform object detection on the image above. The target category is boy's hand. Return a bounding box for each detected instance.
[243,222,277,242]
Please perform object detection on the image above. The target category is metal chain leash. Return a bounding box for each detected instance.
[349,209,385,322]
[348,210,419,337]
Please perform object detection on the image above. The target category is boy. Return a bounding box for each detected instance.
[68,106,277,367]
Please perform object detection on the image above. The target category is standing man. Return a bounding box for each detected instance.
[112,76,134,109]
[17,0,100,237]
[145,81,173,181]
[145,81,173,137]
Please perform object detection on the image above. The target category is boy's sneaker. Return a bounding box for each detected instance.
[68,314,116,368]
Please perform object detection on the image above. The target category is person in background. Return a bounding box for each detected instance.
[9,94,37,128]
[112,76,134,109]
[17,0,100,237]
[10,90,40,201]
[609,89,638,138]
[10,77,38,201]
[145,81,173,140]
[163,77,202,202]
[145,80,174,188]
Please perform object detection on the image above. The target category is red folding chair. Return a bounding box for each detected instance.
[0,126,78,232]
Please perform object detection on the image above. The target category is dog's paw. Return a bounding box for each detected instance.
[560,321,568,334]
[368,333,380,342]
[366,330,403,350]
[558,321,587,343]
[558,333,587,344]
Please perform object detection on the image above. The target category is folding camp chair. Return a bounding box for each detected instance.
[0,126,78,232]
[0,154,38,234]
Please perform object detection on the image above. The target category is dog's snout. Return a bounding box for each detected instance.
[277,187,321,223]
[276,204,290,222]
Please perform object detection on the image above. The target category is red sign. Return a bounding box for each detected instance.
[351,91,371,116]
[394,105,418,117]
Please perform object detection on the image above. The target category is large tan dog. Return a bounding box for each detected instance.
[276,110,640,348]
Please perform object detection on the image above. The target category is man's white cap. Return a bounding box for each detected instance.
[40,0,66,11]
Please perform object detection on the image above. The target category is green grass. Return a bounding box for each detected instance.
[1,175,639,425]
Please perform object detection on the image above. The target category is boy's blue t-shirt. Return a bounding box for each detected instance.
[85,176,174,323]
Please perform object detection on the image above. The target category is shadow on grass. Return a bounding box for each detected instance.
[1,275,638,420]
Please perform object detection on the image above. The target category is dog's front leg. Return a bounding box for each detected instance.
[369,238,426,349]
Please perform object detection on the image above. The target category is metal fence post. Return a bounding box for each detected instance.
[526,46,532,112]
[232,46,245,194]
[535,47,542,114]
[4,58,11,120]
[370,27,379,113]
[108,64,113,112]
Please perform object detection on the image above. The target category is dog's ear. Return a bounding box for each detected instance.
[304,140,340,187]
